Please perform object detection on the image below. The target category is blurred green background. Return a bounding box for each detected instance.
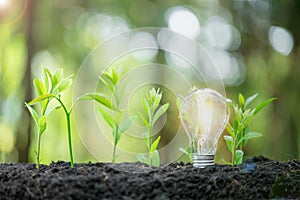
[0,0,299,164]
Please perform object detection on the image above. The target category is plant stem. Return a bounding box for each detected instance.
[66,112,74,167]
[112,125,118,163]
[35,99,49,169]
[148,127,152,152]
[54,96,74,167]
[36,131,42,168]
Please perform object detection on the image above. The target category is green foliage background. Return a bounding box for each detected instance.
[0,0,299,163]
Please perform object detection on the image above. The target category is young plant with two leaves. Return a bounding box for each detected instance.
[224,93,276,165]
[137,87,169,167]
[26,67,111,168]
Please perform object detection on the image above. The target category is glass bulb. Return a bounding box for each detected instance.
[180,88,229,168]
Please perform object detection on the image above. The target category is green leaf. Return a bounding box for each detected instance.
[136,153,149,165]
[28,94,54,105]
[238,93,245,108]
[45,105,61,116]
[138,111,149,127]
[98,106,114,128]
[38,116,47,135]
[151,150,160,167]
[142,98,151,121]
[149,87,157,101]
[152,103,169,125]
[179,147,189,156]
[150,136,161,154]
[79,93,113,109]
[111,68,119,85]
[233,118,239,131]
[25,103,39,126]
[119,116,137,133]
[254,98,277,115]
[153,93,161,111]
[57,78,72,93]
[179,147,193,162]
[102,70,116,85]
[43,68,52,93]
[99,76,114,92]
[51,69,63,92]
[234,150,244,165]
[226,123,235,137]
[243,132,263,141]
[224,135,234,154]
[245,93,258,107]
[221,158,233,166]
[33,78,46,96]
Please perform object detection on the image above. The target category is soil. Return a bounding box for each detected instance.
[0,156,299,200]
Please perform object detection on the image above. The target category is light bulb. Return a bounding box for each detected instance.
[180,88,229,168]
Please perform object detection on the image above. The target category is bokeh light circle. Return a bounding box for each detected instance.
[0,0,27,25]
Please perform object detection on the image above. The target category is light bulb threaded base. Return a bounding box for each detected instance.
[193,154,215,168]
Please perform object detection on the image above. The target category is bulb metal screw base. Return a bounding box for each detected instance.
[193,154,215,168]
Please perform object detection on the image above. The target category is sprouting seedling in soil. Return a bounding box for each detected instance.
[137,87,169,167]
[26,67,110,168]
[179,147,193,163]
[96,67,134,163]
[223,93,276,166]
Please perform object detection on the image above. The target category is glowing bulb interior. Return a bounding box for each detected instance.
[180,88,229,155]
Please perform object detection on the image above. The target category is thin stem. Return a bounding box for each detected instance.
[148,127,152,152]
[112,125,118,163]
[36,130,42,168]
[54,96,74,168]
[66,113,74,167]
[148,107,154,153]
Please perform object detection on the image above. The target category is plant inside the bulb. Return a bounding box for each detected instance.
[224,93,276,165]
[137,87,169,167]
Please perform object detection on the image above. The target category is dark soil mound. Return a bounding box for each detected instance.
[0,156,299,199]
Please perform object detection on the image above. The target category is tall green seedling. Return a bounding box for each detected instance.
[26,67,110,168]
[224,93,276,165]
[97,67,133,163]
[137,87,169,167]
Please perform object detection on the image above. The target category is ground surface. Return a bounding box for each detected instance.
[0,156,299,199]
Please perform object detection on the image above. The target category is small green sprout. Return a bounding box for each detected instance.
[97,67,133,163]
[179,147,193,163]
[26,67,108,168]
[224,93,276,165]
[137,87,169,167]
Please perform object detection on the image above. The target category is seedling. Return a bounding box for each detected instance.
[137,87,169,167]
[224,93,276,165]
[179,147,193,163]
[26,67,110,168]
[97,67,133,163]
